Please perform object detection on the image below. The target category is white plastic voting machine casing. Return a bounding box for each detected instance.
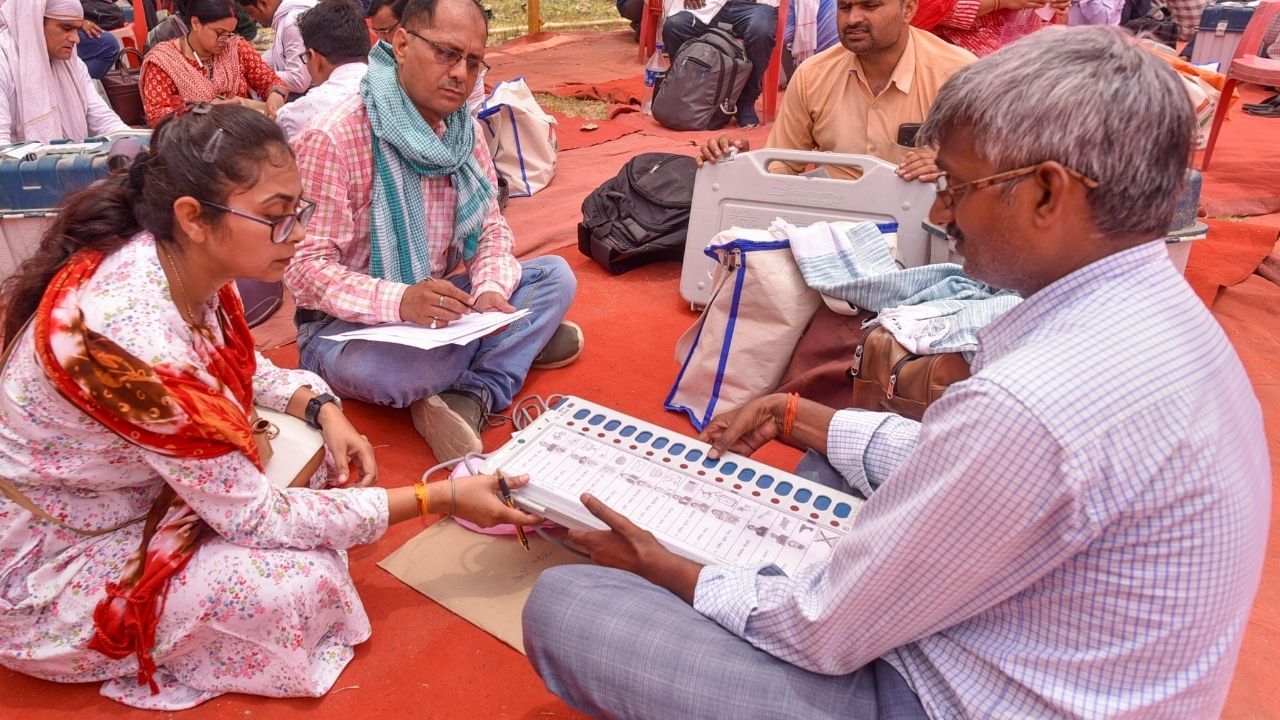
[678,149,938,307]
[479,396,864,576]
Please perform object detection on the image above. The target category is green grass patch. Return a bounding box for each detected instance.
[535,93,611,119]
[484,0,627,43]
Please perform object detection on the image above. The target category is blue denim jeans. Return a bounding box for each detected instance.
[296,256,576,412]
[662,0,778,113]
[77,31,121,80]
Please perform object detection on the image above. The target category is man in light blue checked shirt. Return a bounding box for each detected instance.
[522,26,1270,720]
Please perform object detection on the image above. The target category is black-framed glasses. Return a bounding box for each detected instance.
[192,23,235,41]
[372,22,400,41]
[200,198,317,244]
[933,164,1099,210]
[403,28,491,74]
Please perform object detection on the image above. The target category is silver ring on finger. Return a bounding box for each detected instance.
[438,295,445,307]
[430,318,439,329]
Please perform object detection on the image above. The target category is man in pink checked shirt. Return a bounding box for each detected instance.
[285,0,581,462]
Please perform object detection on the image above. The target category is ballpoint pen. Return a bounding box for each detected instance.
[496,472,530,551]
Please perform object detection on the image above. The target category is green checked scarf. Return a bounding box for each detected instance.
[360,42,494,284]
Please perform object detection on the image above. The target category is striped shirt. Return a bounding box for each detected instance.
[695,241,1270,718]
[1154,0,1210,40]
[286,94,520,326]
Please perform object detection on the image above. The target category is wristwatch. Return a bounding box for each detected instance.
[304,392,340,429]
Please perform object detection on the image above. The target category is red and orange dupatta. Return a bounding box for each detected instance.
[32,247,264,693]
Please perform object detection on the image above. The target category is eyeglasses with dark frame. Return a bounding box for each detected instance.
[933,164,1100,210]
[192,21,235,41]
[403,28,492,74]
[200,198,317,244]
[372,22,400,40]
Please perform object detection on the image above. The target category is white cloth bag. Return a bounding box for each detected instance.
[665,227,823,430]
[1178,73,1220,150]
[478,78,558,197]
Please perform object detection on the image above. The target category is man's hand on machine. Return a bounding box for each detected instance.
[401,279,474,328]
[698,135,750,167]
[897,147,941,182]
[700,394,788,458]
[701,393,836,458]
[567,493,703,605]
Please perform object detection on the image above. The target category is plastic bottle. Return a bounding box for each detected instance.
[640,43,671,116]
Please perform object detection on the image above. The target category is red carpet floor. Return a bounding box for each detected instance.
[4,29,1280,720]
[1197,84,1280,219]
[3,230,1277,719]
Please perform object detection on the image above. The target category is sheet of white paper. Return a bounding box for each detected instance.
[320,309,530,351]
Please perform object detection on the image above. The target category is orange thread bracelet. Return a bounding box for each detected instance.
[781,393,800,437]
[414,482,431,518]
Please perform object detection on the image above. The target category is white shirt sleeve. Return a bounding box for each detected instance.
[76,55,129,137]
[270,14,313,95]
[1070,0,1124,25]
[825,409,922,497]
[668,0,728,23]
[0,52,14,145]
[275,101,305,141]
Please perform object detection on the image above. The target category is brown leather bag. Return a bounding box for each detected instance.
[249,409,277,467]
[102,48,146,127]
[777,305,875,410]
[849,326,971,421]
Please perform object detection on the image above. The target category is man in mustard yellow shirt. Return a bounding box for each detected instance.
[700,0,975,181]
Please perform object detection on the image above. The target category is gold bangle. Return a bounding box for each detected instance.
[414,482,431,517]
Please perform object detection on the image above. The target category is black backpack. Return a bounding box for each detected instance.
[1126,5,1180,47]
[578,153,698,275]
[652,25,752,131]
[82,0,126,30]
[1119,0,1153,25]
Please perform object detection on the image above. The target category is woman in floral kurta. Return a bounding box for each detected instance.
[0,105,538,710]
[0,234,386,709]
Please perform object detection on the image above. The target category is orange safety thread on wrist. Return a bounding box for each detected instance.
[782,393,800,437]
[414,482,431,518]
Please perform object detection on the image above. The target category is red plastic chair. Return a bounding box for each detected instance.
[130,0,149,55]
[638,0,790,123]
[109,27,142,67]
[638,0,663,63]
[1200,0,1280,170]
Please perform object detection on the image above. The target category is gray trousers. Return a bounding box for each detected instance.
[522,452,925,720]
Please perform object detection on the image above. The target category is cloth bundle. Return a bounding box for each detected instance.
[781,219,1022,359]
